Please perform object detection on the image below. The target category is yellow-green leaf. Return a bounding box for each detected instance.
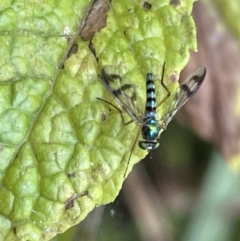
[0,0,197,240]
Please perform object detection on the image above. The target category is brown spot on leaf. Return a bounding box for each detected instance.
[65,36,72,42]
[143,2,152,10]
[65,191,88,210]
[80,0,110,41]
[89,40,98,60]
[65,193,78,210]
[65,199,74,209]
[67,172,76,178]
[170,0,181,6]
[102,113,107,121]
[67,44,78,58]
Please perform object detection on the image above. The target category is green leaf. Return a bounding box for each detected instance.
[0,0,197,240]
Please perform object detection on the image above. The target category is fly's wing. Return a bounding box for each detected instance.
[162,66,207,127]
[100,66,142,123]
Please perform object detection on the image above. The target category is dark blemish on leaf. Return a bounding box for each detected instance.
[89,41,98,61]
[67,172,76,178]
[143,2,152,9]
[65,193,78,209]
[67,44,78,58]
[65,36,72,42]
[81,191,88,196]
[102,113,107,121]
[170,0,181,6]
[65,191,88,210]
[58,63,64,69]
[65,200,74,209]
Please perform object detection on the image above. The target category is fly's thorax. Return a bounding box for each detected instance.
[139,114,160,151]
[141,118,160,141]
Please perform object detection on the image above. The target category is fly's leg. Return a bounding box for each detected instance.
[156,62,171,108]
[124,128,140,178]
[96,97,134,126]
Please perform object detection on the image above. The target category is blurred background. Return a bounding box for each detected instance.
[52,1,240,240]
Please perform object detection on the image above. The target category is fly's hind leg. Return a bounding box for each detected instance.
[156,62,171,108]
[96,97,134,126]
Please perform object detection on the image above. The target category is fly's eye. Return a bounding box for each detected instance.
[139,141,159,150]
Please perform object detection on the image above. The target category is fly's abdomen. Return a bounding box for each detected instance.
[145,73,157,119]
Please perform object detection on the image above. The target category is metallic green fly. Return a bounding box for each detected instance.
[98,63,206,176]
